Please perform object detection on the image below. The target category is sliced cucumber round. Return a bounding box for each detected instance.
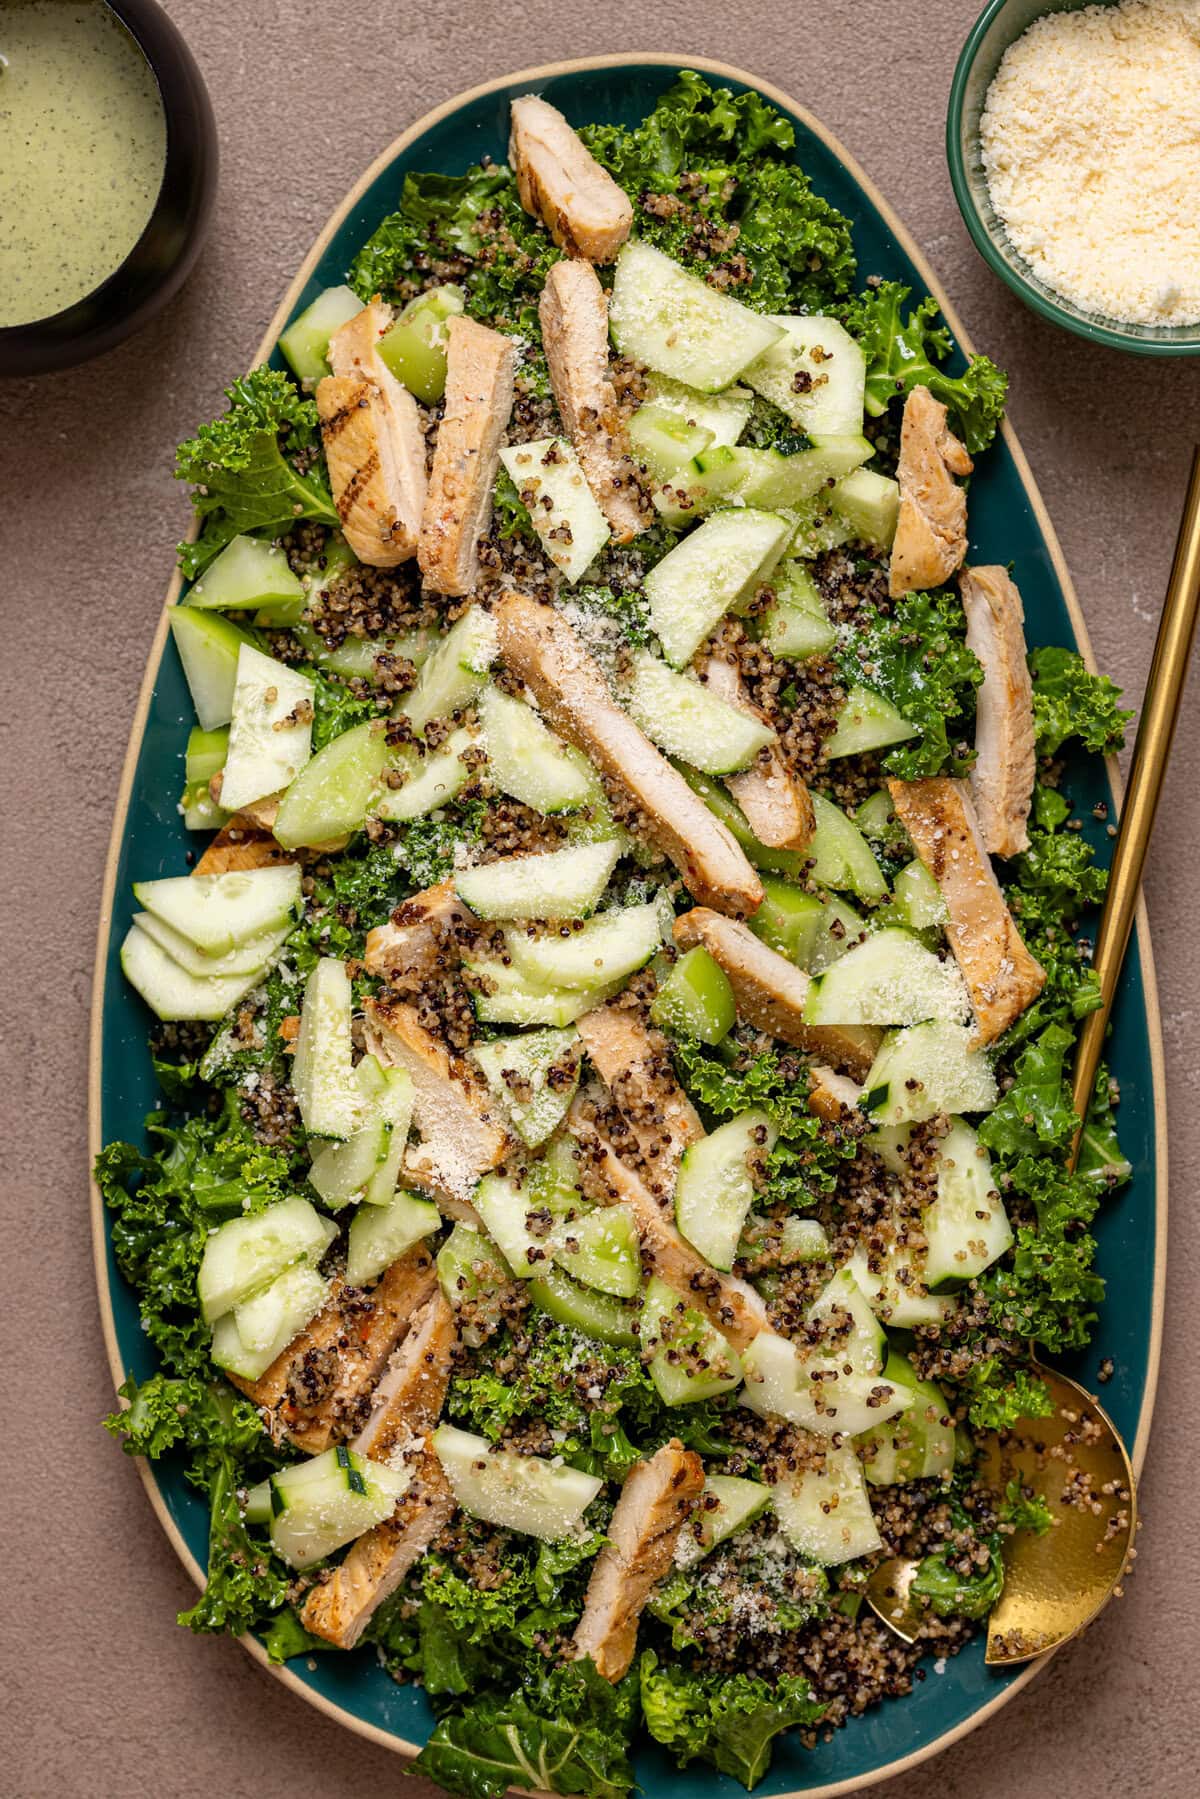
[455,838,621,922]
[478,686,599,814]
[779,1217,830,1264]
[169,606,259,732]
[198,1196,337,1323]
[269,1445,411,1569]
[221,644,315,812]
[548,1205,642,1299]
[528,1263,640,1347]
[642,1275,744,1404]
[645,508,791,669]
[375,727,475,823]
[624,649,775,775]
[278,284,364,384]
[924,1118,1011,1287]
[274,719,389,847]
[804,927,970,1029]
[507,903,661,991]
[188,533,305,622]
[121,924,273,1021]
[862,1022,998,1125]
[675,1110,778,1272]
[674,1474,772,1567]
[649,945,735,1045]
[433,1424,602,1542]
[226,1262,330,1368]
[808,1264,885,1378]
[498,438,610,585]
[609,241,785,392]
[808,793,888,902]
[740,1329,913,1439]
[133,864,301,957]
[308,1114,389,1211]
[346,1189,440,1287]
[743,314,866,436]
[471,1028,581,1148]
[772,1443,882,1565]
[858,1351,955,1486]
[824,685,917,759]
[397,605,498,738]
[757,562,837,660]
[292,956,363,1140]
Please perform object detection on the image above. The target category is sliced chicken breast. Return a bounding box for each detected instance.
[364,997,510,1201]
[352,1291,458,1463]
[672,908,881,1079]
[961,565,1036,859]
[889,385,972,599]
[226,1246,439,1452]
[539,259,644,542]
[300,1447,455,1649]
[886,776,1045,1043]
[700,652,814,850]
[317,299,427,566]
[576,1003,703,1196]
[573,1440,705,1680]
[493,591,763,916]
[364,878,476,983]
[418,316,516,595]
[807,1064,864,1124]
[192,814,297,877]
[509,94,633,263]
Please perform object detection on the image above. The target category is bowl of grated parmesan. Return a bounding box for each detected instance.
[948,0,1200,353]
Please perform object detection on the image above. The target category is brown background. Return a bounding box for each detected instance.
[1,2,1198,1794]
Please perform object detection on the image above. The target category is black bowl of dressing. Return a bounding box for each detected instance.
[0,0,217,375]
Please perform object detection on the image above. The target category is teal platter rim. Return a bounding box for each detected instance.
[946,0,1200,357]
[89,53,1168,1798]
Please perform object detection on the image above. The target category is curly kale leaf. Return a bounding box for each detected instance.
[984,1158,1105,1354]
[1076,1066,1133,1188]
[841,281,1008,454]
[910,1538,1004,1622]
[416,1659,636,1799]
[284,838,408,974]
[837,588,983,779]
[584,69,794,185]
[308,667,383,753]
[640,1649,824,1789]
[733,158,858,312]
[175,367,336,578]
[1028,645,1133,757]
[958,1360,1055,1434]
[1000,1479,1054,1537]
[978,1021,1078,1161]
[394,797,487,892]
[493,465,536,541]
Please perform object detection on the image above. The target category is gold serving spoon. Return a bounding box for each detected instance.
[867,446,1200,1664]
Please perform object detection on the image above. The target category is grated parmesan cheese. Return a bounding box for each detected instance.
[980,0,1200,326]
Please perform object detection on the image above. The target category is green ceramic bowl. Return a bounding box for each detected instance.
[947,0,1200,354]
[93,54,1167,1797]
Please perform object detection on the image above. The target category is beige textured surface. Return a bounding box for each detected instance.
[1,2,1198,1794]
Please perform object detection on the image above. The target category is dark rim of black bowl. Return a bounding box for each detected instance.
[0,0,218,376]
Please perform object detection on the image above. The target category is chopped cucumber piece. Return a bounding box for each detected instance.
[471,1029,581,1148]
[625,649,775,774]
[855,789,912,858]
[528,1136,585,1214]
[434,1423,602,1541]
[848,1241,952,1330]
[805,927,970,1028]
[198,1196,337,1322]
[831,467,899,549]
[924,1118,1012,1287]
[809,1264,885,1377]
[675,1111,778,1272]
[825,685,917,759]
[773,1443,882,1565]
[529,1264,640,1346]
[644,374,754,445]
[859,1352,955,1486]
[133,864,301,956]
[478,686,600,813]
[741,1329,913,1438]
[685,436,872,515]
[650,945,735,1045]
[468,963,620,1028]
[308,1112,388,1211]
[363,1065,418,1206]
[862,1023,998,1124]
[398,605,498,738]
[758,562,837,659]
[455,838,621,922]
[743,314,866,436]
[508,903,661,991]
[747,876,825,966]
[892,858,948,933]
[274,719,388,847]
[473,1172,541,1278]
[628,402,713,481]
[292,956,362,1139]
[375,727,474,823]
[278,284,363,384]
[181,725,230,831]
[808,896,870,973]
[170,607,259,732]
[223,1262,330,1374]
[346,1190,440,1287]
[779,1217,830,1263]
[187,533,304,626]
[377,284,465,403]
[609,241,785,391]
[808,792,888,902]
[438,1223,511,1319]
[499,438,609,583]
[120,924,264,1021]
[131,910,287,981]
[787,493,855,560]
[646,508,791,668]
[221,644,314,811]
[548,1206,642,1298]
[675,1474,772,1566]
[642,1276,744,1404]
[268,1445,411,1569]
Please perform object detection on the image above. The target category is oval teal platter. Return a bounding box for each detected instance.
[90,53,1167,1797]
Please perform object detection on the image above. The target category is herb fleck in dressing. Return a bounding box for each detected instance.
[0,0,167,327]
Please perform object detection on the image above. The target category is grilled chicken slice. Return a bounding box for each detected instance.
[418,317,516,595]
[509,94,633,263]
[576,1003,703,1196]
[886,777,1045,1044]
[364,997,509,1201]
[300,1447,455,1649]
[317,299,427,567]
[568,1098,768,1351]
[961,565,1036,859]
[494,592,763,916]
[352,1292,458,1462]
[539,259,643,542]
[192,814,296,876]
[807,1064,864,1124]
[672,908,881,1079]
[699,652,814,850]
[225,1246,439,1452]
[364,878,476,983]
[889,385,972,599]
[573,1441,705,1680]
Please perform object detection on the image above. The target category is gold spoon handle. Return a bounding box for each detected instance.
[1070,446,1200,1163]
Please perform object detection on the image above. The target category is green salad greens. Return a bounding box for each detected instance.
[101,73,1133,1799]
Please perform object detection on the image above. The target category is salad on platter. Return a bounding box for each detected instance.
[98,72,1136,1799]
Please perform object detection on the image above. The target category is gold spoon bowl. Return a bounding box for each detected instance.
[865,1364,1137,1665]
